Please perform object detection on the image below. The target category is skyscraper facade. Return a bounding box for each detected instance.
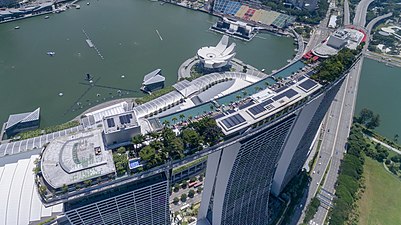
[197,75,346,225]
[64,172,170,225]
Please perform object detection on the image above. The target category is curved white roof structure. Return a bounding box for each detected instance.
[197,35,236,69]
[0,155,63,225]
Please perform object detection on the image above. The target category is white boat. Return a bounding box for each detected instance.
[44,15,49,19]
[87,2,90,5]
[47,51,56,56]
[76,5,81,9]
[14,26,20,29]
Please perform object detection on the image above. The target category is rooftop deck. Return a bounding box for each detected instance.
[41,130,115,189]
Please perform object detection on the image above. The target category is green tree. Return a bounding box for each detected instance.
[173,197,179,204]
[366,114,380,129]
[181,193,187,202]
[113,153,128,176]
[236,95,242,101]
[139,145,156,161]
[181,180,188,189]
[162,120,170,127]
[242,90,248,97]
[358,108,374,124]
[188,189,196,198]
[172,117,178,124]
[62,184,68,193]
[254,86,261,93]
[173,183,180,192]
[181,129,201,149]
[132,134,144,149]
[179,114,186,122]
[197,187,203,194]
[117,146,126,154]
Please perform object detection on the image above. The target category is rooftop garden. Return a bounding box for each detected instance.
[135,86,175,105]
[13,120,80,141]
[112,116,223,177]
[310,46,362,84]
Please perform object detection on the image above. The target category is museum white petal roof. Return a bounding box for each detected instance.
[197,35,236,68]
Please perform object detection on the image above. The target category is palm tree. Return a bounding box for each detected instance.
[242,90,248,98]
[172,117,178,124]
[179,114,185,122]
[210,105,214,111]
[264,81,269,88]
[254,86,261,93]
[132,134,144,150]
[188,115,193,121]
[236,95,242,101]
[148,131,159,140]
[162,120,170,127]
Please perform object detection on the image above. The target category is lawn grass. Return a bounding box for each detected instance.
[358,157,401,225]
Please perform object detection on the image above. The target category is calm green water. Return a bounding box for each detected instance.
[356,58,401,139]
[0,0,295,127]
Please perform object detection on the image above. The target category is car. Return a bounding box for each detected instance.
[319,162,322,165]
[313,171,316,174]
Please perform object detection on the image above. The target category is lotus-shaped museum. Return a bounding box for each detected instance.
[197,35,236,69]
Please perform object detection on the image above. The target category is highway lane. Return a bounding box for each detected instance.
[353,0,374,27]
[310,10,393,225]
[311,58,363,224]
[343,0,350,25]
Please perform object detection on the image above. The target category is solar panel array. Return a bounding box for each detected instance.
[273,89,298,101]
[119,114,133,125]
[106,118,115,128]
[248,99,274,116]
[221,114,246,129]
[298,79,317,91]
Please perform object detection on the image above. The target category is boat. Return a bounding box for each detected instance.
[76,5,81,9]
[87,2,90,5]
[14,26,20,29]
[44,15,49,19]
[47,51,56,56]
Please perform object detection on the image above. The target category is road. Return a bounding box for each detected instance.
[344,0,350,25]
[308,9,393,225]
[353,0,375,27]
[365,51,401,68]
[170,186,203,212]
[303,0,336,54]
[369,136,401,155]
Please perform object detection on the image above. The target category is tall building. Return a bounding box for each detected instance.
[38,129,170,225]
[197,73,346,225]
[64,172,169,225]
